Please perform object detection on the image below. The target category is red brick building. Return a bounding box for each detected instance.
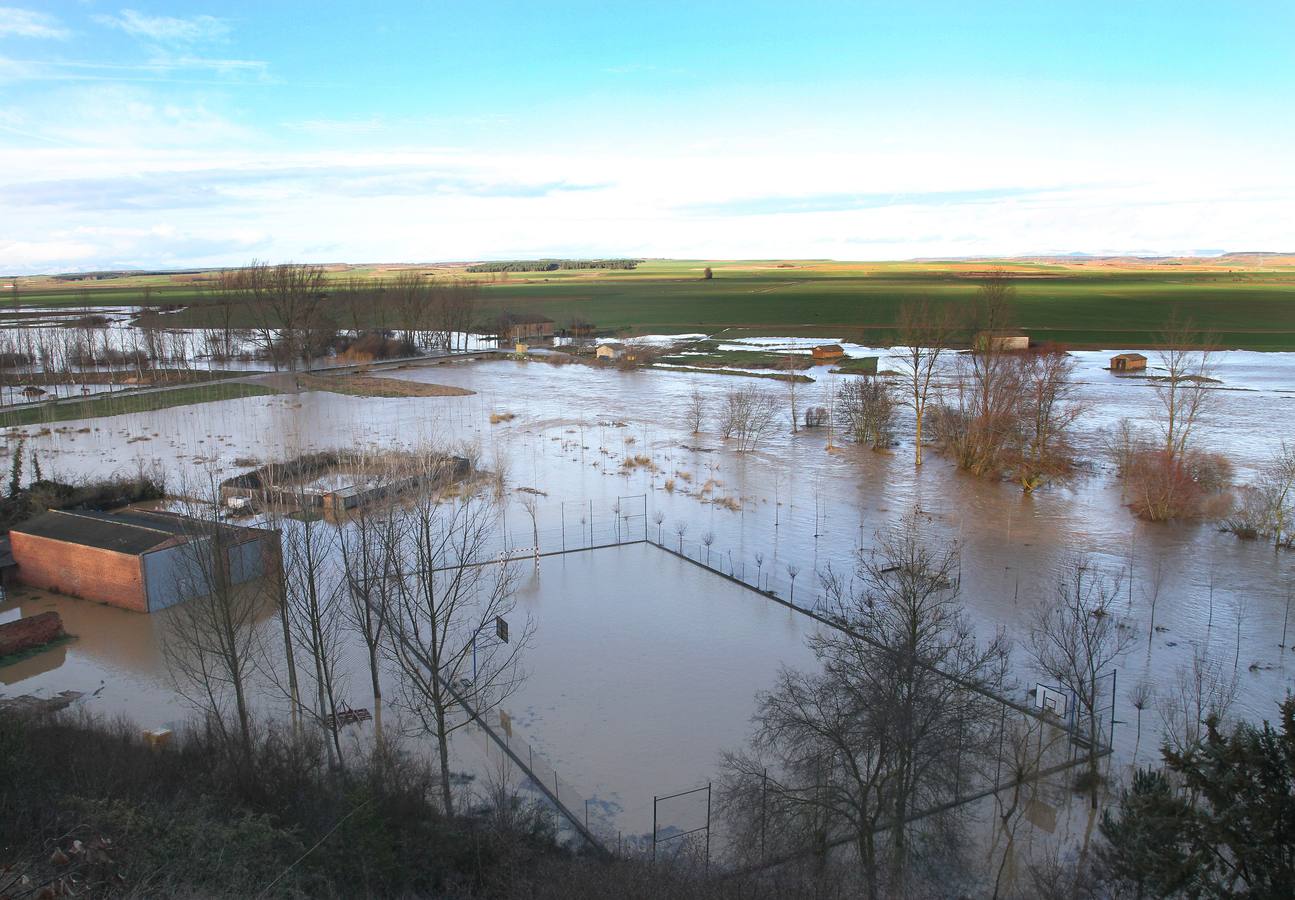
[9,509,278,613]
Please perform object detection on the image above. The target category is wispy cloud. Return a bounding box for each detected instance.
[0,55,270,85]
[0,7,68,40]
[0,161,609,211]
[95,9,229,44]
[681,187,1058,217]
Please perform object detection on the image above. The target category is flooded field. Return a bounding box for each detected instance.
[3,337,1295,859]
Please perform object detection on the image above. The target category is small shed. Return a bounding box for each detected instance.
[1111,352,1147,372]
[596,343,625,361]
[974,331,1030,352]
[811,344,846,360]
[514,341,529,355]
[9,509,279,613]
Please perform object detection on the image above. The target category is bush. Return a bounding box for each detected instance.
[336,331,418,362]
[0,711,564,898]
[1125,448,1233,522]
[0,472,167,532]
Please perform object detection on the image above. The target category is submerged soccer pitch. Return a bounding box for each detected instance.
[471,541,820,846]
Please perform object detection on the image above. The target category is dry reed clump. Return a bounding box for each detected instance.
[713,496,741,511]
[664,478,676,493]
[489,412,516,424]
[620,454,656,470]
[675,470,693,482]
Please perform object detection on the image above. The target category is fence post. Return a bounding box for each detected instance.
[705,782,712,876]
[1109,668,1118,750]
[652,796,658,863]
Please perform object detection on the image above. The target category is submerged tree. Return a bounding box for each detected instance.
[1152,313,1218,462]
[280,491,348,768]
[385,477,534,816]
[893,299,956,466]
[836,376,895,449]
[719,385,780,452]
[1027,557,1134,809]
[1012,348,1085,491]
[685,383,707,435]
[163,483,266,762]
[720,518,1008,898]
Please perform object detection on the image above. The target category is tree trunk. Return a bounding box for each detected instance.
[914,403,924,466]
[369,653,384,746]
[436,704,455,817]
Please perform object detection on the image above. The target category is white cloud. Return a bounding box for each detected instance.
[1,117,1293,272]
[96,9,229,44]
[0,7,68,40]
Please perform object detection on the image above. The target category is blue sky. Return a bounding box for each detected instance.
[2,2,1293,272]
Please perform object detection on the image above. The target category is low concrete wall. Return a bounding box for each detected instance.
[0,611,65,657]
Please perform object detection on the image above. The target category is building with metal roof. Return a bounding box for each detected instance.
[9,509,278,613]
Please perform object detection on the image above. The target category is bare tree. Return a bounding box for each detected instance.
[1127,680,1154,764]
[339,495,399,745]
[1257,442,1295,549]
[685,383,707,435]
[386,483,534,815]
[893,299,955,466]
[720,518,1007,897]
[280,493,348,768]
[390,269,432,348]
[836,376,895,449]
[1156,644,1239,759]
[1152,313,1218,461]
[243,261,328,370]
[163,481,268,761]
[719,385,780,452]
[1027,557,1133,808]
[937,274,1026,476]
[1013,348,1085,491]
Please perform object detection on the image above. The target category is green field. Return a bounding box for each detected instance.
[7,259,1295,350]
[0,383,278,428]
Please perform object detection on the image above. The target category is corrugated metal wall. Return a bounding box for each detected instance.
[143,540,211,612]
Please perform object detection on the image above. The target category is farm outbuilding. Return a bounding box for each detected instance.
[596,343,626,361]
[219,452,470,520]
[1110,352,1148,372]
[973,331,1030,352]
[811,344,846,360]
[8,509,279,613]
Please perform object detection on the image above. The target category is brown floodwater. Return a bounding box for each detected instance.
[3,346,1294,849]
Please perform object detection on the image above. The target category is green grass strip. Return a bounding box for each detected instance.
[0,382,278,427]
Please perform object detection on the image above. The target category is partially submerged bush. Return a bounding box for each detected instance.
[1123,448,1233,522]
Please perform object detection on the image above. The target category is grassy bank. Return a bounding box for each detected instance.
[0,382,278,427]
[297,373,475,398]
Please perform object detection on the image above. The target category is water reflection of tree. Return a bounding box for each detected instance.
[719,517,1008,899]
